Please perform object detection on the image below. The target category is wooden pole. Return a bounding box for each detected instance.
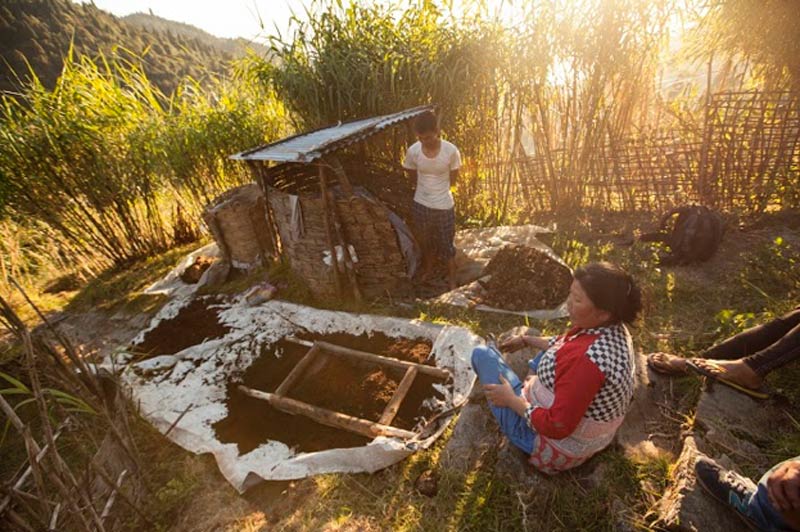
[324,157,363,302]
[378,366,418,426]
[325,190,363,302]
[286,337,450,380]
[274,344,322,396]
[318,164,344,298]
[698,52,714,205]
[238,385,416,440]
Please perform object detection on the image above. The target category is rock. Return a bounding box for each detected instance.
[414,469,438,497]
[494,437,542,487]
[694,384,777,470]
[441,402,501,472]
[655,436,745,531]
[197,259,230,288]
[616,353,673,461]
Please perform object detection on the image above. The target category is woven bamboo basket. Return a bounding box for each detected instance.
[263,161,411,299]
[202,183,275,269]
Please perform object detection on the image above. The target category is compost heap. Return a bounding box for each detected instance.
[479,244,572,310]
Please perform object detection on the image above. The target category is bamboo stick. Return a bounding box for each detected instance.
[238,385,416,440]
[48,502,61,531]
[100,470,128,521]
[323,157,362,302]
[318,164,343,298]
[378,366,418,426]
[0,425,65,514]
[274,344,322,397]
[285,337,449,380]
[5,507,36,532]
[89,461,153,527]
[0,394,94,531]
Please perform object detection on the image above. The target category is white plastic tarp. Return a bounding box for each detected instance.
[109,295,480,493]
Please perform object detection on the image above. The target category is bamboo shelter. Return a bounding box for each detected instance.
[231,106,431,300]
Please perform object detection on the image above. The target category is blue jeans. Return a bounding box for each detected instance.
[748,457,799,531]
[470,345,536,454]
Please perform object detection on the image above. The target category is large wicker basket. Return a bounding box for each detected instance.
[202,183,275,269]
[262,161,412,299]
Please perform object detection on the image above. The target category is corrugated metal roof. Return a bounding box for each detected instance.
[230,105,434,163]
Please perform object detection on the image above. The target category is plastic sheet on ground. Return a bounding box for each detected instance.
[107,291,481,493]
[435,225,570,320]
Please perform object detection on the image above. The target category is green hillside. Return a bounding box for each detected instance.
[0,0,239,95]
[122,12,269,58]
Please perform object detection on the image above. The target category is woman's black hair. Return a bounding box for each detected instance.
[413,110,438,134]
[573,262,642,324]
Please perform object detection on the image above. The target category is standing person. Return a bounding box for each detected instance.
[471,262,642,474]
[403,110,461,290]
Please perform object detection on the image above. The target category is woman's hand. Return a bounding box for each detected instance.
[483,375,517,408]
[499,334,550,352]
[499,335,526,352]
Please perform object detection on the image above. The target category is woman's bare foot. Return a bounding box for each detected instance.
[690,359,763,389]
[647,352,689,375]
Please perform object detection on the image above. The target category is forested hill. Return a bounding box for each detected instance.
[122,12,269,58]
[0,0,253,95]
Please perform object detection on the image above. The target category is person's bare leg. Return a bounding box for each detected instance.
[691,358,763,389]
[447,257,457,290]
[648,352,689,373]
[418,250,434,281]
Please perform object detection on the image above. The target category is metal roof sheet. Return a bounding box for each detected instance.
[230,105,434,163]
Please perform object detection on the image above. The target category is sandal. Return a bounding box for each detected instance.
[686,360,770,400]
[646,352,690,376]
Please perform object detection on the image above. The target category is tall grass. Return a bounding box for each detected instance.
[0,50,286,276]
[247,0,689,221]
[245,1,508,159]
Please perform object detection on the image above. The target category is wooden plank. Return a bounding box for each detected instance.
[274,345,322,397]
[378,366,418,426]
[238,385,416,440]
[285,338,450,380]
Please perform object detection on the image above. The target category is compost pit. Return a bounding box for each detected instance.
[479,244,572,310]
[213,332,445,455]
[132,297,230,358]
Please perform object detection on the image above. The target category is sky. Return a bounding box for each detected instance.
[75,0,301,42]
[75,1,516,42]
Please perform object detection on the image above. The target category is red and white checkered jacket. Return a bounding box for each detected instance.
[522,323,635,474]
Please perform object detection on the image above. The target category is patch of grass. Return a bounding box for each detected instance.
[67,241,206,313]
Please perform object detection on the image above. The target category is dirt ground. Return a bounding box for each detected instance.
[133,296,230,357]
[479,244,573,310]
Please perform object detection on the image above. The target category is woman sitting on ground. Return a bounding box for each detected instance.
[471,262,642,474]
[647,305,800,400]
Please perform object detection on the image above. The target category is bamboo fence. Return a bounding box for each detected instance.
[460,90,800,217]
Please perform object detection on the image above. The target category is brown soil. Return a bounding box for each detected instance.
[180,256,214,284]
[479,244,572,310]
[132,297,230,357]
[214,332,444,455]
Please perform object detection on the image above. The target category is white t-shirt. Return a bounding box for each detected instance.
[402,139,461,210]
